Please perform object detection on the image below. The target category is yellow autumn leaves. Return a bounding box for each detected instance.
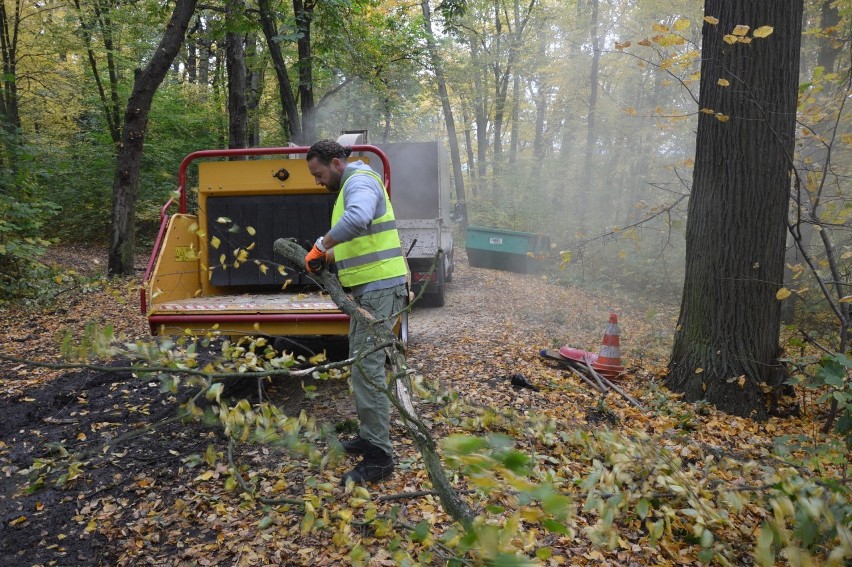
[702,17,774,45]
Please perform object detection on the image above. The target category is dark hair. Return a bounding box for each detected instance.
[306,139,352,164]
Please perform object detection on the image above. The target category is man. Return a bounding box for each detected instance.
[303,139,408,485]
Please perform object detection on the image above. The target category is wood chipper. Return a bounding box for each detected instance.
[140,145,407,342]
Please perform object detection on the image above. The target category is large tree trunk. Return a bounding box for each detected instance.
[421,0,467,224]
[667,0,803,419]
[108,0,197,276]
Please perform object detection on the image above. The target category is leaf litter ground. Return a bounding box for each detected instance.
[0,246,837,566]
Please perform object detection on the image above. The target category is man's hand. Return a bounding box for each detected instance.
[305,236,327,273]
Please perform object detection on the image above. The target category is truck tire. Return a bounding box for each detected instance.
[430,287,445,307]
[427,261,446,307]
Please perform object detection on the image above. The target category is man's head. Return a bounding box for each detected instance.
[306,140,352,192]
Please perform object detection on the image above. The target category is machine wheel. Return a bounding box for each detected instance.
[396,294,410,348]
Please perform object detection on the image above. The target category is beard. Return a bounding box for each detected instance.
[325,170,342,192]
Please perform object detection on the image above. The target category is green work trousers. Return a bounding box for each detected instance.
[349,283,407,458]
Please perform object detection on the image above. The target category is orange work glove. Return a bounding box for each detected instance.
[305,237,327,273]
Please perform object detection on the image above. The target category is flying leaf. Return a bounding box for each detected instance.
[652,23,669,33]
[776,287,792,300]
[839,295,852,303]
[246,226,256,236]
[753,26,774,38]
[704,16,719,25]
[700,108,715,114]
[715,113,730,122]
[717,79,730,87]
[723,34,738,44]
[210,236,221,249]
[216,216,231,224]
[695,368,704,374]
[732,25,750,36]
[673,19,690,32]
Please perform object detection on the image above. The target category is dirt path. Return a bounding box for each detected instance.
[0,247,678,565]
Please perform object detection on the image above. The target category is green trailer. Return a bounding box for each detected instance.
[465,226,550,274]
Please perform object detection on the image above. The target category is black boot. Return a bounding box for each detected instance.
[340,435,373,455]
[341,444,394,485]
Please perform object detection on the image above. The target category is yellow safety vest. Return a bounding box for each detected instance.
[331,170,407,288]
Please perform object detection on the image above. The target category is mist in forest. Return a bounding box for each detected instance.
[2,0,844,305]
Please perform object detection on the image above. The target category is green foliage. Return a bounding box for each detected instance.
[808,353,852,448]
[0,166,61,304]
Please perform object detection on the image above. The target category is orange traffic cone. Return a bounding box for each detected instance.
[591,312,625,380]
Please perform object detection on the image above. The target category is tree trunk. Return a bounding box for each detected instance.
[470,33,488,196]
[577,0,600,233]
[508,0,521,165]
[72,0,122,145]
[257,0,301,143]
[421,0,467,224]
[246,35,263,148]
[226,0,248,154]
[185,18,199,83]
[492,4,507,198]
[667,0,803,419]
[0,0,22,174]
[108,0,197,276]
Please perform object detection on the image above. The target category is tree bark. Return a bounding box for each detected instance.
[667,0,803,419]
[108,0,197,275]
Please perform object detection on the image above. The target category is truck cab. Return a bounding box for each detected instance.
[140,145,405,340]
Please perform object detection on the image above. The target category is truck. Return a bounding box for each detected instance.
[140,143,410,343]
[343,135,454,308]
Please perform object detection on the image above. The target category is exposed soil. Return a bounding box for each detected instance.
[0,246,677,566]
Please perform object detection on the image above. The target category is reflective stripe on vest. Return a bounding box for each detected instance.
[331,170,407,288]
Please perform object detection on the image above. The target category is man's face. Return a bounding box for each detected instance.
[307,157,345,192]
